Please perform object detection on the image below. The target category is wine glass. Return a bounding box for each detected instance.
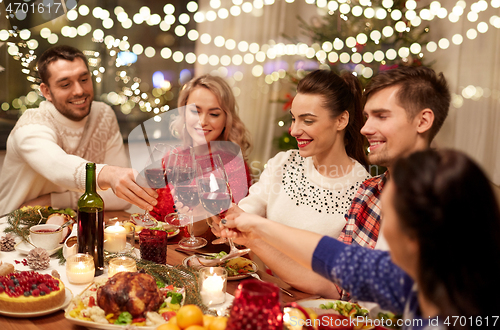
[170,147,207,249]
[196,154,250,258]
[139,143,172,227]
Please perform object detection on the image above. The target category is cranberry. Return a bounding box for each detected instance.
[0,287,4,294]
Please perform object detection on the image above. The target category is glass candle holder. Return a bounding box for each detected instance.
[108,256,137,277]
[139,229,167,264]
[199,267,227,306]
[104,223,128,253]
[66,253,95,284]
[226,279,283,330]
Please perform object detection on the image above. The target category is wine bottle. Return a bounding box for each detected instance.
[77,163,104,276]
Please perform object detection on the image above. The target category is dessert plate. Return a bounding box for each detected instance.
[0,287,73,317]
[15,240,63,256]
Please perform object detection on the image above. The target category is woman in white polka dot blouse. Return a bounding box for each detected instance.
[220,70,371,297]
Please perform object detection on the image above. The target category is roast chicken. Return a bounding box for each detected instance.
[96,272,162,317]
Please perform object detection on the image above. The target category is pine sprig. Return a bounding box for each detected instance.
[4,206,50,241]
[4,206,76,242]
[104,255,214,315]
[137,259,213,313]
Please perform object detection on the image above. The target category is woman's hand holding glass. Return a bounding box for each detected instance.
[220,212,266,242]
[208,204,245,244]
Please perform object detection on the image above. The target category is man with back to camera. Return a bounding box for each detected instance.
[0,45,158,215]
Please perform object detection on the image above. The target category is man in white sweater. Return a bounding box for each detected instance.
[0,45,157,215]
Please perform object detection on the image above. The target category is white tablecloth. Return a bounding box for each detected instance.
[0,216,107,297]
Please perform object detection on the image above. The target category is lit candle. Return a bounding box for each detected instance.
[66,254,95,284]
[104,223,127,253]
[200,268,227,306]
[108,257,137,277]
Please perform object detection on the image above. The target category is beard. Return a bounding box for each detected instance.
[50,92,92,122]
[368,148,393,168]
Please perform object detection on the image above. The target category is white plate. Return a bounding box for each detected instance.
[65,317,157,330]
[182,255,258,281]
[15,240,63,256]
[0,287,73,318]
[207,292,234,317]
[297,298,341,309]
[167,228,180,238]
[297,299,382,319]
[64,277,162,330]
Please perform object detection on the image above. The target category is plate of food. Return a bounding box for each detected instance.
[123,221,180,239]
[293,299,400,328]
[65,272,184,329]
[0,271,73,318]
[182,253,258,280]
[297,299,370,318]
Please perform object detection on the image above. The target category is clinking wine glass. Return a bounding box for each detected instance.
[170,148,207,249]
[196,154,230,245]
[140,143,172,227]
[196,154,251,258]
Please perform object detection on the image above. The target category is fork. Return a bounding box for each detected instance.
[248,272,294,297]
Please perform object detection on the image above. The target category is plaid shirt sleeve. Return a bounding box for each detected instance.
[339,173,387,249]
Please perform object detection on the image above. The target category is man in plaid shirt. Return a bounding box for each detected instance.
[340,66,451,249]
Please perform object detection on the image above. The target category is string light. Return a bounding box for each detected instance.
[3,1,499,113]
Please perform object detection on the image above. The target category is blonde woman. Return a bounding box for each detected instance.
[151,75,252,233]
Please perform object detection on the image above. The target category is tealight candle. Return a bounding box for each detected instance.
[108,256,137,277]
[199,267,227,306]
[104,223,127,253]
[66,254,95,284]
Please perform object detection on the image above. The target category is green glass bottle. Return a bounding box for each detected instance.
[77,163,104,276]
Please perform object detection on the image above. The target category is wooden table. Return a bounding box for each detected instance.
[0,211,317,329]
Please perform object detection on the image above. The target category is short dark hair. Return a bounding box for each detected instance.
[392,149,500,328]
[364,66,450,141]
[37,45,89,85]
[297,69,368,169]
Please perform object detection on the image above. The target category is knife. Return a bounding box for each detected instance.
[175,248,216,258]
[249,273,294,297]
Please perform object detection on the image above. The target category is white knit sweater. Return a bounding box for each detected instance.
[0,101,130,214]
[239,150,371,238]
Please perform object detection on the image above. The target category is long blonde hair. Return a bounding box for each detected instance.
[171,74,252,159]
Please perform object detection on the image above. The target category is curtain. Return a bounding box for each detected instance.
[430,0,500,185]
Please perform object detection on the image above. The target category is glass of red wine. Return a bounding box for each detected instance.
[170,147,207,249]
[196,154,250,257]
[141,143,172,227]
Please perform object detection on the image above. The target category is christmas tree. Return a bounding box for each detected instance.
[276,0,430,151]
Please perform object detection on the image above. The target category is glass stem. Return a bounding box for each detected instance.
[189,214,195,240]
[228,238,237,252]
